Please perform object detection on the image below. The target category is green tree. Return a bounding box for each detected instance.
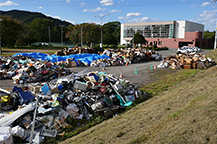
[204,30,215,39]
[103,33,117,47]
[1,16,25,47]
[65,24,81,45]
[16,24,30,46]
[66,23,100,46]
[29,18,54,42]
[132,32,147,47]
[103,21,120,43]
[82,23,100,46]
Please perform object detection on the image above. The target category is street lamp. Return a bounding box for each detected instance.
[0,18,2,55]
[59,25,65,46]
[214,24,217,49]
[94,13,110,49]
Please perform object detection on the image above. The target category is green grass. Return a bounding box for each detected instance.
[140,69,199,96]
[206,49,217,62]
[2,46,64,50]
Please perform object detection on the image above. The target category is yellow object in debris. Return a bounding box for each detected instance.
[51,101,59,107]
[1,96,11,102]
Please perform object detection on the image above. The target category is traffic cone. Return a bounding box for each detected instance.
[154,65,157,69]
[120,71,123,78]
[135,68,138,74]
[103,66,106,71]
[150,65,153,70]
[125,62,128,66]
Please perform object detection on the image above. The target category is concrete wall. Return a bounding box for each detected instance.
[185,32,203,39]
[175,21,186,38]
[120,24,125,45]
[185,21,204,33]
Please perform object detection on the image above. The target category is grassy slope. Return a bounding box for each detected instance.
[59,51,217,144]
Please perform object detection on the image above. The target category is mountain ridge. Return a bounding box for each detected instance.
[0,9,72,27]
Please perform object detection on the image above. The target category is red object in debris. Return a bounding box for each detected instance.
[94,82,107,86]
[99,87,106,95]
[46,62,52,68]
[41,70,49,75]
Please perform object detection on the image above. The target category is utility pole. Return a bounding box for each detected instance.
[0,18,2,55]
[59,25,65,46]
[48,26,51,47]
[214,23,217,49]
[81,25,83,48]
[94,14,110,49]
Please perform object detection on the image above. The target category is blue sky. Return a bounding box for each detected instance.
[0,0,216,31]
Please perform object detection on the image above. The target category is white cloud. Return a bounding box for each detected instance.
[53,16,61,19]
[126,12,142,17]
[191,10,217,31]
[65,20,75,24]
[80,2,86,7]
[83,7,106,12]
[128,17,158,23]
[110,9,121,13]
[45,14,61,19]
[118,16,128,20]
[66,0,70,3]
[118,17,124,20]
[201,2,210,6]
[0,1,18,6]
[38,6,42,9]
[100,0,114,6]
[212,6,216,8]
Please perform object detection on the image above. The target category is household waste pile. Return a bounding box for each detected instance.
[0,69,145,144]
[0,56,71,83]
[12,52,110,67]
[157,52,215,69]
[90,48,162,67]
[55,47,95,56]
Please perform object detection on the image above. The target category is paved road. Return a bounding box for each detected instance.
[0,49,211,89]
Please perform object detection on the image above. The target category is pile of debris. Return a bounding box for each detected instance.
[90,48,162,67]
[0,56,71,82]
[55,47,95,56]
[0,69,145,143]
[157,52,215,69]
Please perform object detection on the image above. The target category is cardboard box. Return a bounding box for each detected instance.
[185,58,192,64]
[29,85,40,94]
[180,57,185,65]
[192,63,197,69]
[184,64,191,69]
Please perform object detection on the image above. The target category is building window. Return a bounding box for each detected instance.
[123,23,174,39]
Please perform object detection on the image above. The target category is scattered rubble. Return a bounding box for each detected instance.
[91,48,162,67]
[157,52,215,69]
[0,48,162,80]
[0,55,71,83]
[0,69,146,143]
[55,47,95,56]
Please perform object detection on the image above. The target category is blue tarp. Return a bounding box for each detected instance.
[12,52,110,65]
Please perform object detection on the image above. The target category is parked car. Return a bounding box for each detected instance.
[191,46,201,52]
[40,42,49,46]
[177,46,201,54]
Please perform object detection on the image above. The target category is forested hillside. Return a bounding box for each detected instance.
[0,10,71,27]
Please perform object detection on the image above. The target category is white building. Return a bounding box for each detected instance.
[120,20,205,48]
